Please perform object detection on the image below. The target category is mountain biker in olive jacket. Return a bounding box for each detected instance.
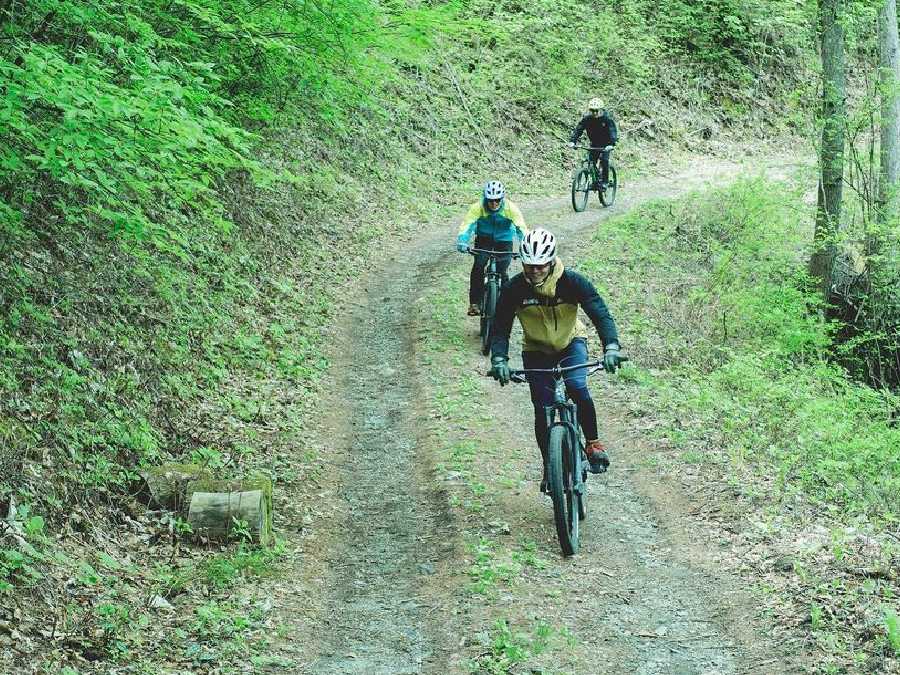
[456,180,528,316]
[488,228,625,492]
[569,97,618,188]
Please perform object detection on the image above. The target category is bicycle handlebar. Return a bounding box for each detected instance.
[570,145,615,151]
[506,357,629,383]
[467,248,521,257]
[485,357,630,382]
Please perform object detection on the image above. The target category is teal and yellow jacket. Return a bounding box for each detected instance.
[456,198,528,247]
[490,259,619,357]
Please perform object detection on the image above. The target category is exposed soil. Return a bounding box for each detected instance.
[259,156,815,674]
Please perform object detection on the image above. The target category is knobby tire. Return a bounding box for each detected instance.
[548,425,579,556]
[480,280,498,355]
[571,169,590,212]
[600,165,617,207]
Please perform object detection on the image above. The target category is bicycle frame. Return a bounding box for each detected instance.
[575,146,613,179]
[468,247,518,276]
[511,360,604,491]
[468,248,520,354]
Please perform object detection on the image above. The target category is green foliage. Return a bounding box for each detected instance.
[585,177,900,519]
[0,0,456,239]
[885,607,900,656]
[648,0,814,86]
[467,538,521,594]
[474,619,556,674]
[202,542,282,590]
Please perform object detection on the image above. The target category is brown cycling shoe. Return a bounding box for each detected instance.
[467,303,481,316]
[585,439,610,474]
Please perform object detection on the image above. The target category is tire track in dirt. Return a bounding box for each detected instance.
[289,157,807,674]
[303,231,461,674]
[415,159,806,673]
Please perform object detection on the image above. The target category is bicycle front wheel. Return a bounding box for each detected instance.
[480,280,498,355]
[600,165,617,207]
[571,169,590,212]
[547,425,579,556]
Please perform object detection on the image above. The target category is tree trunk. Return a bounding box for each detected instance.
[877,0,900,232]
[810,0,847,301]
[186,479,274,546]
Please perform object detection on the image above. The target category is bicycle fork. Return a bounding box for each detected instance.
[545,405,586,497]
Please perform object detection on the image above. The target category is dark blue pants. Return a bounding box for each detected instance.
[522,338,599,459]
[469,238,513,305]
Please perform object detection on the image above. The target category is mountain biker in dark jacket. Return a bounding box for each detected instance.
[488,228,626,492]
[569,97,618,188]
[456,180,528,316]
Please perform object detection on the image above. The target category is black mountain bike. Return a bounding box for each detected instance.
[571,145,617,211]
[509,360,620,556]
[469,248,518,355]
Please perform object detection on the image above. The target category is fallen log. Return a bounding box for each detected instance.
[139,463,212,511]
[186,478,274,546]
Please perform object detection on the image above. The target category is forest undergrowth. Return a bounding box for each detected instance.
[0,0,873,671]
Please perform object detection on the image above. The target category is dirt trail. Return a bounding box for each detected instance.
[301,234,459,674]
[273,157,808,674]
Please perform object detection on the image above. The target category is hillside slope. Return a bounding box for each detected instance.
[0,0,821,671]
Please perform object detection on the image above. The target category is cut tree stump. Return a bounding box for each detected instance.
[186,478,274,546]
[139,463,212,511]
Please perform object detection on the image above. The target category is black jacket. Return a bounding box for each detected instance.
[571,112,618,147]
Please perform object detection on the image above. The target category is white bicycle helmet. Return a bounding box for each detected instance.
[520,228,557,265]
[483,180,505,201]
[588,97,604,110]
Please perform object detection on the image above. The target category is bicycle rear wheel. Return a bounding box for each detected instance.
[479,280,498,355]
[571,169,590,212]
[599,165,617,207]
[547,425,579,556]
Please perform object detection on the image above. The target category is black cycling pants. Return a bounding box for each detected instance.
[589,148,611,183]
[469,238,513,305]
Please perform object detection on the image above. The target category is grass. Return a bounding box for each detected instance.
[471,618,576,674]
[579,173,900,672]
[583,175,900,521]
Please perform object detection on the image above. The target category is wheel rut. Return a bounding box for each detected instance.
[294,157,806,674]
[305,232,456,675]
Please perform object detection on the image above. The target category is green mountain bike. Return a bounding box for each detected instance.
[571,145,617,211]
[509,359,622,556]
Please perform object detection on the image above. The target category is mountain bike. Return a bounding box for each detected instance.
[571,145,617,211]
[469,248,519,355]
[509,360,620,556]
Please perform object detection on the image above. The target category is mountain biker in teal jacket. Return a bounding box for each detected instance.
[456,180,528,316]
[488,228,626,492]
[569,97,618,188]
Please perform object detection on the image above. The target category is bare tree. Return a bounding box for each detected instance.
[809,0,847,301]
[877,0,900,231]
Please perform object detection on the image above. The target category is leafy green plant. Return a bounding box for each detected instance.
[810,603,824,630]
[202,542,282,590]
[884,607,900,656]
[474,619,558,674]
